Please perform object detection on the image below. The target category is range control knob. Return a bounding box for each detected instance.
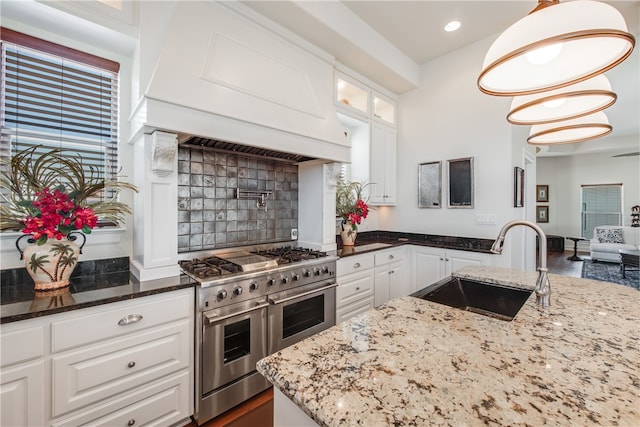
[216,289,228,300]
[322,266,330,274]
[249,282,258,291]
[303,269,311,278]
[313,268,321,276]
[281,276,290,284]
[267,277,275,286]
[232,287,243,296]
[292,273,300,281]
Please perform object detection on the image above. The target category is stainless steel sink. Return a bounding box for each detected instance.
[411,276,532,321]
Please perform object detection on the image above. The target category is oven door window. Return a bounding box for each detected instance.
[282,294,324,340]
[224,318,251,364]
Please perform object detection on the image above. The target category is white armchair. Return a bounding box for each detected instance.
[590,226,640,262]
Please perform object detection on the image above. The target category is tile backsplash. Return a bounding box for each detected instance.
[177,147,298,252]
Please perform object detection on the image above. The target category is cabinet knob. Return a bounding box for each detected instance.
[127,419,136,426]
[128,361,136,368]
[356,287,360,291]
[353,262,361,268]
[390,270,395,274]
[445,258,449,262]
[388,255,394,260]
[440,257,444,261]
[118,314,143,326]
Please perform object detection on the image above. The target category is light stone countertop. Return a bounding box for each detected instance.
[256,266,640,426]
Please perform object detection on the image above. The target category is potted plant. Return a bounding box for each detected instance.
[336,180,370,246]
[0,146,137,290]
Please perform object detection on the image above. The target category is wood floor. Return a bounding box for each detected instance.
[187,250,585,427]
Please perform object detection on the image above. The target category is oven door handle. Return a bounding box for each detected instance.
[204,301,270,325]
[268,282,338,305]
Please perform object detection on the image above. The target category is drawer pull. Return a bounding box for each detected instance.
[353,262,361,268]
[389,255,394,260]
[128,361,136,368]
[128,419,136,426]
[118,314,143,326]
[356,287,360,291]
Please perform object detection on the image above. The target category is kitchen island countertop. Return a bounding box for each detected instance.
[256,266,640,426]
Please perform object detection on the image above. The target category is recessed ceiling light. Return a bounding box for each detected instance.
[444,21,461,32]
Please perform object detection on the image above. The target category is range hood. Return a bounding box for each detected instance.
[134,1,350,164]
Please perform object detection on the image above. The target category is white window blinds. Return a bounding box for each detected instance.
[1,28,119,199]
[581,184,623,239]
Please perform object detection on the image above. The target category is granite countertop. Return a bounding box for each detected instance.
[257,266,640,426]
[335,231,496,258]
[0,273,194,324]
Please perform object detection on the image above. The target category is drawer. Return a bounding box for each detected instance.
[336,296,375,324]
[52,320,190,417]
[52,370,190,427]
[374,248,404,266]
[337,253,374,276]
[336,270,374,308]
[1,324,44,367]
[52,289,192,352]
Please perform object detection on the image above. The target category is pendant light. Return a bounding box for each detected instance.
[508,74,616,125]
[478,0,635,96]
[527,111,612,145]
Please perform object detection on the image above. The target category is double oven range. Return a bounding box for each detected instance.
[179,245,337,425]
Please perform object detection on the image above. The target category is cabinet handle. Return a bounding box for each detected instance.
[127,361,136,368]
[353,262,361,268]
[127,420,135,426]
[388,255,394,260]
[356,287,360,291]
[390,270,394,274]
[445,258,449,262]
[440,257,444,261]
[118,314,143,326]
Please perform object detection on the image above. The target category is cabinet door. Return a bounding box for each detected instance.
[412,247,446,292]
[374,266,390,307]
[388,260,409,300]
[336,269,375,309]
[0,359,45,427]
[370,123,397,205]
[446,250,491,275]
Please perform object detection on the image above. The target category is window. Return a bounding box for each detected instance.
[1,28,120,205]
[581,184,623,239]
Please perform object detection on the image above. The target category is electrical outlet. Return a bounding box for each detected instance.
[475,214,497,225]
[291,228,298,240]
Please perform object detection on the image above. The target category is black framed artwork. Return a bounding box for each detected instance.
[536,185,549,202]
[514,167,524,208]
[536,205,549,223]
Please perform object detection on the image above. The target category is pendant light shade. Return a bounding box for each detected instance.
[527,111,612,145]
[508,74,616,125]
[478,0,635,96]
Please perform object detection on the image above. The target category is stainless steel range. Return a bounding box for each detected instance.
[179,245,337,425]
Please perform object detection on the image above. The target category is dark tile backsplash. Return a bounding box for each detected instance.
[177,147,298,252]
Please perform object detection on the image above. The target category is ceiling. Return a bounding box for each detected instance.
[242,0,640,156]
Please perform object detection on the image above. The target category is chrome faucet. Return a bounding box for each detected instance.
[490,220,551,308]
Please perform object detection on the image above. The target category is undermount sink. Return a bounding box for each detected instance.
[411,276,532,321]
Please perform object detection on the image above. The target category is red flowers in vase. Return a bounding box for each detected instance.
[336,180,370,235]
[21,187,98,244]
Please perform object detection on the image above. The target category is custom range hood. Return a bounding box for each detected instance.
[133,1,350,163]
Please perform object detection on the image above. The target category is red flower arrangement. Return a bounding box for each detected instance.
[336,180,370,235]
[21,187,98,244]
[344,199,369,227]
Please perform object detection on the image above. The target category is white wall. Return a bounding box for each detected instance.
[380,36,534,268]
[537,152,640,242]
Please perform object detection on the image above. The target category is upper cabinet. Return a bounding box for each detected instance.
[336,75,370,117]
[373,94,396,125]
[335,72,396,126]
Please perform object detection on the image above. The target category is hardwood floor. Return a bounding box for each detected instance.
[187,250,585,426]
[545,249,588,277]
[186,388,274,427]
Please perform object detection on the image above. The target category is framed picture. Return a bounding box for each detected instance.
[514,167,524,208]
[536,185,549,202]
[447,157,474,208]
[418,161,442,208]
[536,205,549,223]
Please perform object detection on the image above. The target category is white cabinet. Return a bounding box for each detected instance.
[0,324,45,427]
[374,248,407,307]
[336,253,375,323]
[370,122,397,205]
[411,246,493,293]
[0,288,194,427]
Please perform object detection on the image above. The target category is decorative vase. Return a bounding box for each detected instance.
[340,221,358,246]
[18,236,81,291]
